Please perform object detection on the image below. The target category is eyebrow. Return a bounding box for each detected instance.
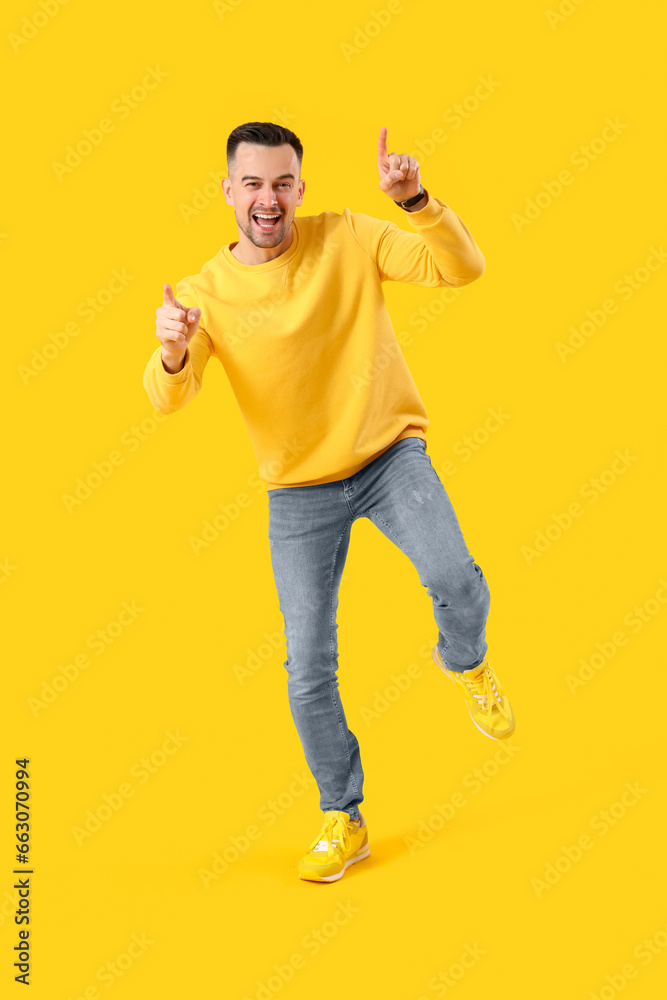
[240,173,296,181]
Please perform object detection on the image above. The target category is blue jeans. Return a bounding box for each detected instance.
[267,436,490,820]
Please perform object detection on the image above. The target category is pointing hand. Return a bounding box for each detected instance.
[155,283,201,364]
[377,126,422,202]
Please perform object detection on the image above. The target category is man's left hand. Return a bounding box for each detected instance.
[377,126,421,202]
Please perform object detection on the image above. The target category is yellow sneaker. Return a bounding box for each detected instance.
[432,645,515,739]
[297,811,370,882]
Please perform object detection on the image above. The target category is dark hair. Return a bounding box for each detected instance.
[226,121,303,179]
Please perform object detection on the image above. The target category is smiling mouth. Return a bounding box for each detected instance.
[252,214,281,230]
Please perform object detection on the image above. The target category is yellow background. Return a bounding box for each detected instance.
[3,0,666,996]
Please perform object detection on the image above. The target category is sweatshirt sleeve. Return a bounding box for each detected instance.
[142,279,214,415]
[346,193,486,288]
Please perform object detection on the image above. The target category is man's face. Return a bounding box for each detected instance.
[223,142,304,248]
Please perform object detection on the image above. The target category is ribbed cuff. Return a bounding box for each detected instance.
[405,193,446,229]
[154,346,191,383]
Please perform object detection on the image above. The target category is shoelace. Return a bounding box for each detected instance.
[462,664,511,722]
[307,812,351,860]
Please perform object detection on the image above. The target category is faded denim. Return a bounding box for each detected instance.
[267,436,490,820]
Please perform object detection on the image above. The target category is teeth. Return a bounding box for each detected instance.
[255,214,279,219]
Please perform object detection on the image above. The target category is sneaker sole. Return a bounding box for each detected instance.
[432,647,515,740]
[298,844,371,883]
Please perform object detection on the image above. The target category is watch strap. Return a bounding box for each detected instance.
[394,184,426,210]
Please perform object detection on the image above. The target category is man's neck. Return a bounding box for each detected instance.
[231,226,294,265]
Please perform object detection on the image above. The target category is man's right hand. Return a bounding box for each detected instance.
[155,283,202,373]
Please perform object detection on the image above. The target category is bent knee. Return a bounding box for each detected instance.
[428,564,489,609]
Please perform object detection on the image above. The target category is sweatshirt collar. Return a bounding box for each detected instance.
[220,219,300,273]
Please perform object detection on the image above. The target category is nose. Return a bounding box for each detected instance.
[256,186,280,208]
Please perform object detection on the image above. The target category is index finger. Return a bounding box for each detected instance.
[377,126,388,161]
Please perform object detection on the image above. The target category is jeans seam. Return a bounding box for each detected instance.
[367,509,401,546]
[328,516,359,799]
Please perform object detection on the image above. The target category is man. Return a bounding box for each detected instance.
[143,121,515,883]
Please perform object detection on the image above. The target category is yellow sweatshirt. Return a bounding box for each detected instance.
[142,193,485,490]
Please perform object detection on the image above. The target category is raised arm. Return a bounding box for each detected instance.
[347,126,486,287]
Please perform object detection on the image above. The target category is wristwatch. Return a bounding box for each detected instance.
[394,184,427,211]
